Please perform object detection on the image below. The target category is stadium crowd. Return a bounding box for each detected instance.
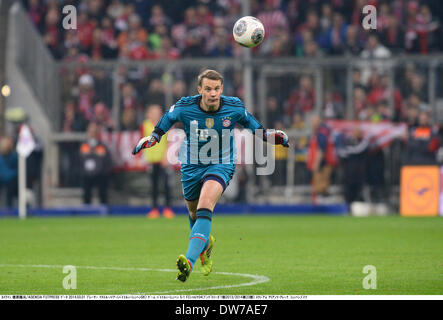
[19,0,440,132]
[24,0,443,61]
[13,0,443,206]
[21,0,442,128]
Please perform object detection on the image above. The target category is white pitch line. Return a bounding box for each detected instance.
[0,264,270,295]
[137,271,270,295]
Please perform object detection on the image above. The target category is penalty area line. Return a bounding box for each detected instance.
[0,264,270,295]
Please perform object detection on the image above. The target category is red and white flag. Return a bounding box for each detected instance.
[326,120,408,150]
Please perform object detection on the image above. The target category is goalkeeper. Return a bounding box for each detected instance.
[132,69,289,282]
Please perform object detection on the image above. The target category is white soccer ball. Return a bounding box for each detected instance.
[233,16,265,48]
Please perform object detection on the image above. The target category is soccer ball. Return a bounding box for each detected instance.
[233,16,265,48]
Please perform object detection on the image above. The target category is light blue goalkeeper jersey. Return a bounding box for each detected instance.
[154,94,264,165]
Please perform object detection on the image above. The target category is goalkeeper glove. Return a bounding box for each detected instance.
[264,129,290,148]
[132,133,160,155]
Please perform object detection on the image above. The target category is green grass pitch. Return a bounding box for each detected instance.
[0,215,442,295]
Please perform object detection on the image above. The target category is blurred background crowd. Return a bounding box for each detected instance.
[0,0,441,209]
[24,0,443,61]
[19,0,442,131]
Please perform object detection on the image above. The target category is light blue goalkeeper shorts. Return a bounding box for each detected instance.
[180,163,236,201]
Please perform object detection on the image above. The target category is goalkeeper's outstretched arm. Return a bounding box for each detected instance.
[132,110,175,155]
[239,108,290,148]
[132,102,180,155]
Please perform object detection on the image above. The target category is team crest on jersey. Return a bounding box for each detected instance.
[221,116,232,127]
[205,118,214,128]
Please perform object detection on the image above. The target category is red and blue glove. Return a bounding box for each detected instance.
[132,132,160,155]
[264,129,290,148]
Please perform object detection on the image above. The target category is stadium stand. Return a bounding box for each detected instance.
[1,0,441,212]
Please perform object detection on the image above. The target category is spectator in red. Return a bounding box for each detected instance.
[407,3,440,53]
[89,28,105,60]
[77,11,96,51]
[128,35,153,60]
[286,75,315,117]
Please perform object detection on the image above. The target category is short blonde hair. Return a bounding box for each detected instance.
[198,69,224,86]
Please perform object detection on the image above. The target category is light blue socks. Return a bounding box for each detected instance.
[185,208,212,270]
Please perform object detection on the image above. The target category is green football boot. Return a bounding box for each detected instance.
[199,235,215,276]
[176,254,191,282]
